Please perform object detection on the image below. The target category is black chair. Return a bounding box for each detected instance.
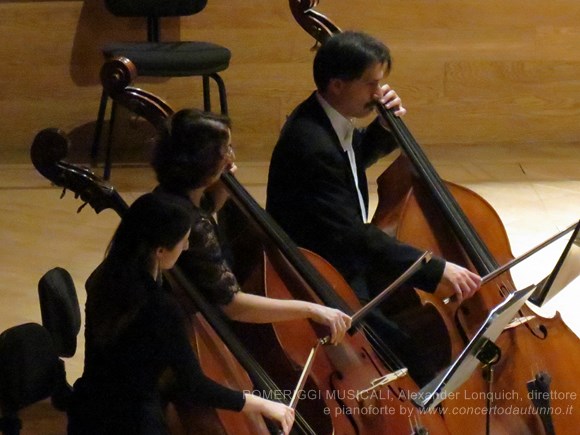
[37,267,82,411]
[0,323,62,435]
[91,0,231,180]
[0,268,81,434]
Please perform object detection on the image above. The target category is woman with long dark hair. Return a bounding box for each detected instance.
[67,193,294,434]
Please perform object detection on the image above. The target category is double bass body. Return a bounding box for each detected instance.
[285,3,579,432]
[29,127,287,435]
[220,175,452,434]
[37,37,579,435]
[373,151,580,434]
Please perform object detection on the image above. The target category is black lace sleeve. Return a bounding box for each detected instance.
[177,206,241,306]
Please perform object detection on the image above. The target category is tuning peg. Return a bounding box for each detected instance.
[77,202,88,213]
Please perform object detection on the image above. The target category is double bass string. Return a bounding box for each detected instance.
[287,0,459,395]
[288,2,580,432]
[375,103,517,299]
[33,125,319,435]
[220,173,453,434]
[170,267,318,435]
[376,94,580,433]
[221,172,413,376]
[375,103,496,275]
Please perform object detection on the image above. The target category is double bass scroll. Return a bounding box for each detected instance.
[289,0,340,47]
[288,1,580,434]
[31,122,317,434]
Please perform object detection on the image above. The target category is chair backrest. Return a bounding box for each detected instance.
[104,0,209,43]
[38,267,81,359]
[0,323,60,417]
[105,0,208,17]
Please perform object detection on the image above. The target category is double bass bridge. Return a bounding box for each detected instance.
[355,367,408,401]
[504,314,536,330]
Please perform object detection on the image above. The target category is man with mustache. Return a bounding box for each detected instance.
[266,31,481,385]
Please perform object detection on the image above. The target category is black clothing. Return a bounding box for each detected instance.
[266,93,445,301]
[153,187,242,307]
[67,264,244,435]
[266,92,447,384]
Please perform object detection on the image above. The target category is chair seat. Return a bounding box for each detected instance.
[0,323,60,413]
[103,41,231,77]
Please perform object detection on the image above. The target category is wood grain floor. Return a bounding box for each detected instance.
[1,144,579,434]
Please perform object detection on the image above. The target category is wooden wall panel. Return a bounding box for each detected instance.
[1,0,579,165]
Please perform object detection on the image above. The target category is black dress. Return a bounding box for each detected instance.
[153,187,242,307]
[67,265,245,435]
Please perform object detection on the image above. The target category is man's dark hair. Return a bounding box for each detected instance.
[313,31,392,92]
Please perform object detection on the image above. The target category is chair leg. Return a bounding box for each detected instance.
[203,74,228,115]
[103,100,117,181]
[209,73,228,115]
[50,359,72,412]
[0,414,22,435]
[202,75,211,112]
[91,88,109,165]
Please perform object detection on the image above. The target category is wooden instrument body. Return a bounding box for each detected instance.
[30,123,286,435]
[165,312,271,435]
[373,153,580,434]
[220,195,451,434]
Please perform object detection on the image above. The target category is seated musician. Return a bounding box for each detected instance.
[67,193,295,435]
[265,31,482,385]
[150,108,351,343]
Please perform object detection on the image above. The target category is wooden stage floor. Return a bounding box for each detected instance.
[1,144,579,434]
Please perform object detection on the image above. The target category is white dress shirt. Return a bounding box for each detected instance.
[316,93,368,222]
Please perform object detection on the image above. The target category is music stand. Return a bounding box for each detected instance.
[412,284,537,411]
[529,220,580,307]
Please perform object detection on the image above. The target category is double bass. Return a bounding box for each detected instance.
[30,88,318,434]
[219,168,452,434]
[96,56,452,434]
[373,97,580,435]
[288,1,580,434]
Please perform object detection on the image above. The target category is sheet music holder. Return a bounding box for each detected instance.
[412,284,537,411]
[529,219,580,307]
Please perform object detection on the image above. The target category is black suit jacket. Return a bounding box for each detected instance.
[266,92,445,301]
